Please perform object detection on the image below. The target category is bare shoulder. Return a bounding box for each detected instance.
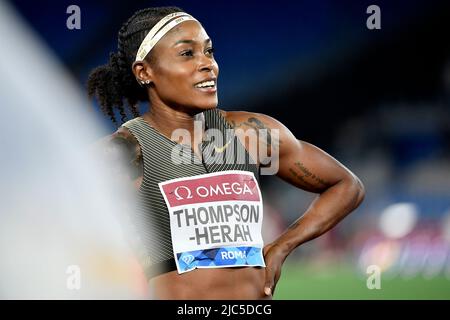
[88,126,140,159]
[220,109,291,133]
[112,126,137,142]
[219,109,266,127]
[89,126,143,187]
[219,109,297,146]
[101,126,140,151]
[109,126,142,165]
[217,109,301,164]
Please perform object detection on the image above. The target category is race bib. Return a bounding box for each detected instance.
[158,170,265,274]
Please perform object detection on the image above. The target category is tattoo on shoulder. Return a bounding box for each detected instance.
[229,116,282,149]
[107,131,143,180]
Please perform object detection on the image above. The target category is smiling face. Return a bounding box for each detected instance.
[134,20,219,114]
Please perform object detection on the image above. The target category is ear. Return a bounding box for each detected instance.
[132,60,154,85]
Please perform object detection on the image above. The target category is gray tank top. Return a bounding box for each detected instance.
[121,108,260,278]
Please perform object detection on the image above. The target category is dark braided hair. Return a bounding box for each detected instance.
[87,6,184,124]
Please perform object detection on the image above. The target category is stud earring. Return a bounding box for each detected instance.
[145,80,151,84]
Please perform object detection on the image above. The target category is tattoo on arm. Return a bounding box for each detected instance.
[288,161,329,191]
[288,168,316,189]
[294,161,328,186]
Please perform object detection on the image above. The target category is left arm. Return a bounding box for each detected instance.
[266,139,364,295]
[270,128,365,258]
[229,111,365,296]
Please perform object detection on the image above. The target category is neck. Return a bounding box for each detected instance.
[142,100,206,144]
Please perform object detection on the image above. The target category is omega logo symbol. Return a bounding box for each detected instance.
[174,186,193,200]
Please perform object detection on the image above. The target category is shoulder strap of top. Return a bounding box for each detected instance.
[203,108,232,131]
[201,108,260,179]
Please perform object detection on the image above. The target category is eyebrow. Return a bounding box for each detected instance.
[173,38,212,47]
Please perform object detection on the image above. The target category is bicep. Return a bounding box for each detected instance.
[223,110,353,193]
[276,139,351,193]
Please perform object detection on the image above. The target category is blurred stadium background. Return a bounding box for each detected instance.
[2,0,450,299]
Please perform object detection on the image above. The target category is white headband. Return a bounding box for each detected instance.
[135,12,198,62]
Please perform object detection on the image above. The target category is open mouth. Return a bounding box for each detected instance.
[194,79,217,93]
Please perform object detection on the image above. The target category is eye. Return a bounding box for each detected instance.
[206,47,215,55]
[180,49,194,56]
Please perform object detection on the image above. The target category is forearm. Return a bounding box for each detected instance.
[272,177,365,257]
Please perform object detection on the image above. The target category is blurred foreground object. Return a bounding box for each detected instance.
[0,0,150,299]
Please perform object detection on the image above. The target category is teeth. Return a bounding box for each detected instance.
[195,80,215,88]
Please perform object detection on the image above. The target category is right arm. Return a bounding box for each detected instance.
[91,127,143,190]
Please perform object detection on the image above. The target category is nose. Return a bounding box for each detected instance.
[198,54,214,72]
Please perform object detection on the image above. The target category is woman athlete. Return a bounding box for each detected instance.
[88,6,365,299]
